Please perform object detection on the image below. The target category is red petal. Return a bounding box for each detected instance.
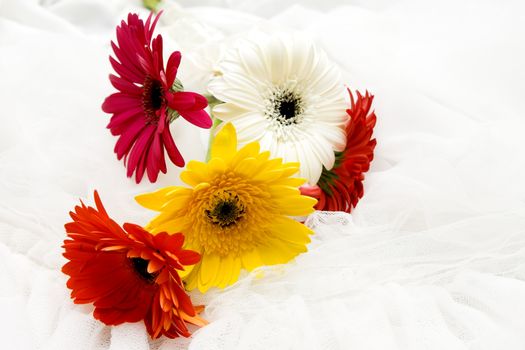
[146,133,162,182]
[102,93,142,113]
[126,125,155,182]
[107,107,144,135]
[109,74,142,95]
[162,128,185,167]
[179,109,212,129]
[166,91,207,112]
[113,119,146,159]
[166,51,181,86]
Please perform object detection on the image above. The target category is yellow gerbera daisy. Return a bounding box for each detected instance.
[136,123,317,292]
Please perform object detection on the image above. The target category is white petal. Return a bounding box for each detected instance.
[264,36,289,84]
[212,103,251,121]
[220,64,262,95]
[238,40,271,83]
[258,131,276,152]
[231,113,269,143]
[296,141,323,184]
[288,35,316,78]
[209,82,264,110]
[313,123,347,151]
[309,134,337,170]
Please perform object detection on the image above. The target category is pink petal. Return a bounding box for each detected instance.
[111,41,144,79]
[146,133,162,182]
[144,12,154,40]
[162,128,184,167]
[109,74,142,95]
[109,56,143,84]
[166,91,208,111]
[134,151,148,184]
[151,35,163,74]
[156,108,166,134]
[102,93,142,113]
[115,26,149,65]
[158,138,167,174]
[179,109,212,129]
[114,119,146,159]
[126,126,155,182]
[165,51,181,86]
[145,11,162,42]
[106,106,144,134]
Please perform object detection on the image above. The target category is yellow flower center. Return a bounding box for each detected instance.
[205,190,245,227]
[184,172,274,257]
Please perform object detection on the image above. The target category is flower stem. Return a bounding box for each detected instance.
[143,0,161,12]
[205,117,222,162]
[204,94,223,162]
[204,94,222,109]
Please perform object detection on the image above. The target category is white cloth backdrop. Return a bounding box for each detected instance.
[1,0,525,349]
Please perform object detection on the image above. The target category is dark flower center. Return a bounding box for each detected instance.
[266,88,304,126]
[142,76,164,123]
[130,257,157,283]
[279,98,298,120]
[206,193,245,227]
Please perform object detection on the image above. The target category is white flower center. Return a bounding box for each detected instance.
[263,83,306,141]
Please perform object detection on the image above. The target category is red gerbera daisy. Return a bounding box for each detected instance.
[62,191,206,339]
[102,12,212,183]
[300,89,377,213]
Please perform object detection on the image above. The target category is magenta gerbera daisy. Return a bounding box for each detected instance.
[102,12,212,183]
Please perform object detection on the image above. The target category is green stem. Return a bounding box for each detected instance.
[204,94,223,162]
[204,94,222,109]
[143,0,162,12]
[205,117,222,162]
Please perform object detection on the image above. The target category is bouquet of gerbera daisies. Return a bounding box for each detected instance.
[62,10,377,340]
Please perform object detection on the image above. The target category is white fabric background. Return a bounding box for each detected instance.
[1,0,525,349]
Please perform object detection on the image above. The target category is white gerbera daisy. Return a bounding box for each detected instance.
[207,32,348,185]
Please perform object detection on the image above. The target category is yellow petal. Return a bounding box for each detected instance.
[272,177,306,187]
[256,150,271,163]
[257,238,306,265]
[231,142,260,166]
[194,182,211,192]
[187,159,208,172]
[135,186,184,211]
[251,161,298,183]
[267,185,301,199]
[277,163,301,179]
[275,196,317,216]
[228,257,242,286]
[274,195,317,216]
[161,194,192,214]
[234,157,259,177]
[269,216,312,245]
[211,123,237,162]
[207,157,227,174]
[217,255,234,289]
[283,161,301,169]
[180,160,208,187]
[146,215,186,234]
[241,248,264,271]
[178,260,196,279]
[258,158,283,172]
[255,243,286,265]
[252,168,285,182]
[183,265,199,291]
[199,253,220,288]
